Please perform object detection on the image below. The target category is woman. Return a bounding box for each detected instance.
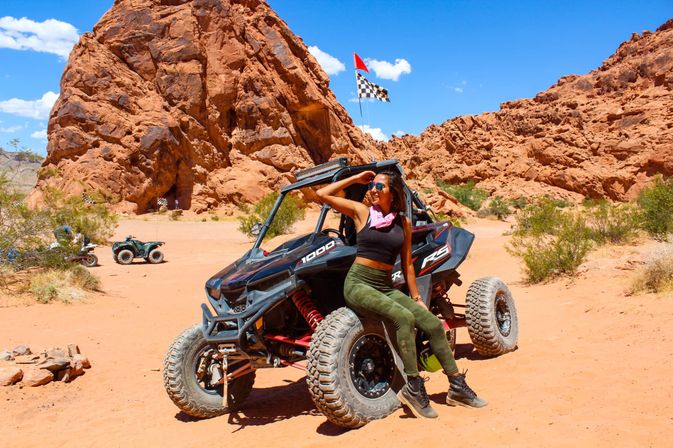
[316,169,487,419]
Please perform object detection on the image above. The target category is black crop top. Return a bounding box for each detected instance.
[356,213,405,265]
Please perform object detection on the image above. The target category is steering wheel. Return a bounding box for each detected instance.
[321,228,346,244]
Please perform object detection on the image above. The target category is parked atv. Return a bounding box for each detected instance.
[163,158,518,428]
[72,242,98,267]
[112,236,164,265]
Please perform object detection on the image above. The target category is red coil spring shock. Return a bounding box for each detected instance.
[291,291,324,331]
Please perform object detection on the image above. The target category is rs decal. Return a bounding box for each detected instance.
[391,271,403,283]
[300,240,336,264]
[421,245,450,270]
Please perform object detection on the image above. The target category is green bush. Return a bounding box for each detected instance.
[510,196,528,210]
[482,196,512,221]
[584,200,639,244]
[509,211,593,283]
[238,192,306,239]
[637,176,673,241]
[436,180,488,211]
[0,176,117,271]
[435,212,463,228]
[512,197,565,237]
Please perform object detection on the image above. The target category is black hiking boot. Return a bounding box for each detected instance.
[397,376,438,419]
[447,371,488,408]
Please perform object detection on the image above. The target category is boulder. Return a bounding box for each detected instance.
[0,351,13,362]
[0,367,23,386]
[31,0,376,213]
[22,367,54,387]
[12,345,31,356]
[38,357,71,372]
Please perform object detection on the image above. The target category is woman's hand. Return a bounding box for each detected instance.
[353,170,376,185]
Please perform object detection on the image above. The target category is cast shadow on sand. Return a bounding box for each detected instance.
[454,342,493,360]
[175,377,323,429]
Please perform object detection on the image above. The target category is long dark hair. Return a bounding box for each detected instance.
[380,170,406,214]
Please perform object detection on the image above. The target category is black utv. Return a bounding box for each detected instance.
[163,158,518,428]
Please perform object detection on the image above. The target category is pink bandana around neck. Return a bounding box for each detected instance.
[369,205,397,229]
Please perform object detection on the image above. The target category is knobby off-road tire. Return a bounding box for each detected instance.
[466,277,519,357]
[148,249,164,264]
[307,307,401,429]
[82,254,98,267]
[116,249,134,265]
[163,324,255,418]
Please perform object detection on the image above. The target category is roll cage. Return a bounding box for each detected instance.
[252,158,435,252]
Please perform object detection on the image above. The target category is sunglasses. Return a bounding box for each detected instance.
[368,182,386,192]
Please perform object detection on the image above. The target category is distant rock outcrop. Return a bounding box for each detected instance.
[33,0,375,213]
[0,149,42,194]
[384,19,673,201]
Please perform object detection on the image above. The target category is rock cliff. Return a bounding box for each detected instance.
[384,19,673,201]
[34,0,375,212]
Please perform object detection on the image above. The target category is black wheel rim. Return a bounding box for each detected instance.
[494,293,512,337]
[348,334,395,399]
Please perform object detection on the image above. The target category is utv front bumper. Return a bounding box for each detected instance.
[201,276,305,345]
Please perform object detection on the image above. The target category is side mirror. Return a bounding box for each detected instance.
[251,222,263,237]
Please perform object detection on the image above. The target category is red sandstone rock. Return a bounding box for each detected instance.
[0,367,23,386]
[32,0,379,213]
[383,19,673,201]
[22,367,54,387]
[33,3,673,208]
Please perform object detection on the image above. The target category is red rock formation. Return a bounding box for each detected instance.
[33,0,376,213]
[384,20,673,202]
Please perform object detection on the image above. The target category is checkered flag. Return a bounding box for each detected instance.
[356,72,390,102]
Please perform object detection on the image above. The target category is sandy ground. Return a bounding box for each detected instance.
[1,213,672,448]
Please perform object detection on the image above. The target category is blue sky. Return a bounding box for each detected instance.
[0,1,671,154]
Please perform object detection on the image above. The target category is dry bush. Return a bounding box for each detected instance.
[631,245,673,294]
[29,266,100,304]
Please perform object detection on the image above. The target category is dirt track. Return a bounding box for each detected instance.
[1,215,672,447]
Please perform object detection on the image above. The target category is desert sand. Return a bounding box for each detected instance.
[1,213,672,448]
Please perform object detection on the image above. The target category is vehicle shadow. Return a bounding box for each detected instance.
[175,377,322,429]
[454,343,492,360]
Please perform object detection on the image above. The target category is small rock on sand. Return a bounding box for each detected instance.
[0,367,23,386]
[22,367,53,387]
[12,345,31,356]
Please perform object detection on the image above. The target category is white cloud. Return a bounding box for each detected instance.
[0,124,22,133]
[0,16,79,58]
[452,80,468,93]
[0,91,59,120]
[365,58,411,81]
[393,130,406,138]
[308,46,345,76]
[30,129,47,141]
[358,125,388,142]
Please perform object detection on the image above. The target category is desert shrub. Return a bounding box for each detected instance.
[510,196,528,210]
[481,196,512,220]
[211,215,220,221]
[238,192,305,239]
[169,210,182,221]
[28,266,97,304]
[631,244,673,294]
[68,264,100,291]
[584,200,639,244]
[435,212,463,228]
[512,197,565,237]
[0,177,117,271]
[509,211,592,283]
[436,180,488,211]
[637,176,673,241]
[508,199,593,283]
